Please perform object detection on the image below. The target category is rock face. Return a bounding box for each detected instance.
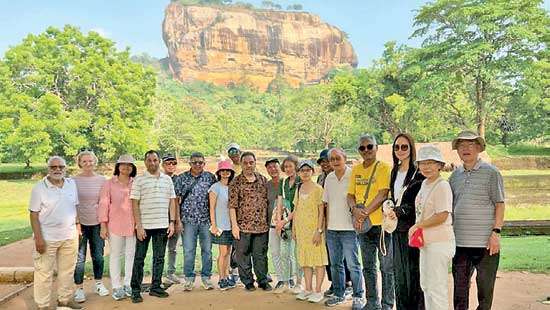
[162,3,357,90]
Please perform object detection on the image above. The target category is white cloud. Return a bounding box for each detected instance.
[89,27,110,38]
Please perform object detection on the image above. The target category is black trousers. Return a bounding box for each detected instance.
[131,228,168,293]
[326,243,352,288]
[452,247,500,310]
[234,232,269,286]
[393,231,424,310]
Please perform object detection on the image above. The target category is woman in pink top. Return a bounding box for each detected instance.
[98,154,137,301]
[72,151,108,302]
[410,145,455,310]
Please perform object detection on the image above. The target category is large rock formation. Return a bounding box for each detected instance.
[162,3,357,90]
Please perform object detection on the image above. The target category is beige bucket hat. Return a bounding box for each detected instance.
[452,130,486,152]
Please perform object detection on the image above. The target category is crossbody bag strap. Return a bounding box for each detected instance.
[362,161,380,203]
[418,178,444,222]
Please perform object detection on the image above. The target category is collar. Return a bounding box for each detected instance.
[460,158,483,172]
[43,176,67,189]
[329,166,350,180]
[143,170,164,178]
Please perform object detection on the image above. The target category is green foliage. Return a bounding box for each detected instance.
[286,4,303,11]
[0,25,157,164]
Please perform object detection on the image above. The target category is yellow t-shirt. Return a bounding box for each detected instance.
[233,163,242,175]
[347,161,391,225]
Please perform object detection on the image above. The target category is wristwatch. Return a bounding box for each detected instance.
[317,228,324,234]
[492,228,501,234]
[169,220,176,224]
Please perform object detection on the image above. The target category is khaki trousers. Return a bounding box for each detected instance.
[33,237,78,308]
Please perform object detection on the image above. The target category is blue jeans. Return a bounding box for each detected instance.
[326,230,364,298]
[183,222,212,280]
[359,225,395,310]
[74,224,104,284]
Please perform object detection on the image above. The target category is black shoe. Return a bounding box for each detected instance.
[245,283,256,291]
[274,281,285,289]
[149,288,169,298]
[259,283,273,291]
[131,293,143,303]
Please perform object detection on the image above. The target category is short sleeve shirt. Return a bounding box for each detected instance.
[229,172,269,234]
[209,182,231,231]
[73,175,106,226]
[29,177,78,241]
[174,171,216,225]
[415,178,454,244]
[266,179,279,224]
[347,161,391,225]
[323,167,354,231]
[449,160,505,248]
[130,171,176,230]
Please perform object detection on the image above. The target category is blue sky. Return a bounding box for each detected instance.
[1,1,548,68]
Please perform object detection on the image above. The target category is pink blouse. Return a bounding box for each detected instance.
[98,177,135,237]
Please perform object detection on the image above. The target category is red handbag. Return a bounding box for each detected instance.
[409,227,424,248]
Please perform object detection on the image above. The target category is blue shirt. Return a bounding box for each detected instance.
[209,182,231,231]
[174,170,216,225]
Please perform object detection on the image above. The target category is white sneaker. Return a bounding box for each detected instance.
[74,287,86,303]
[95,282,109,296]
[296,290,312,301]
[165,274,181,284]
[307,292,324,303]
[183,279,194,291]
[292,284,303,294]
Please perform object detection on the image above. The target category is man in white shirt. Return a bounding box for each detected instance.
[29,156,82,310]
[321,148,365,309]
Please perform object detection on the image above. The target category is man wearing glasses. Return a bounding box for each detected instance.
[162,154,183,284]
[347,134,394,310]
[227,143,242,175]
[29,156,82,309]
[173,152,217,291]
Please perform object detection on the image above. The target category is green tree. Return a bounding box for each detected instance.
[412,0,550,138]
[1,25,157,161]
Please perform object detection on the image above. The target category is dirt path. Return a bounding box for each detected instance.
[1,271,549,310]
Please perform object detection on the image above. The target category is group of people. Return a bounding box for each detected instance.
[29,130,505,310]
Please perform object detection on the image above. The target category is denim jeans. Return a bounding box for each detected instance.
[183,222,212,280]
[452,247,499,310]
[269,228,299,282]
[166,232,182,276]
[358,225,395,310]
[326,230,364,298]
[74,224,105,284]
[131,228,168,293]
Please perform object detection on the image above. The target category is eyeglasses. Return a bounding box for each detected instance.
[48,165,66,170]
[228,150,239,156]
[164,161,177,166]
[358,144,375,152]
[190,161,204,165]
[393,144,409,152]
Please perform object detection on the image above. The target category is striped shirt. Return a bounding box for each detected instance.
[73,175,106,226]
[130,171,176,230]
[449,160,505,248]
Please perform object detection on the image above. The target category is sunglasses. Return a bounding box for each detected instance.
[358,144,375,152]
[190,161,204,165]
[393,144,409,152]
[48,165,66,170]
[228,149,239,155]
[164,161,177,166]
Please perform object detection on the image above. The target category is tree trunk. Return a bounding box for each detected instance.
[475,77,486,139]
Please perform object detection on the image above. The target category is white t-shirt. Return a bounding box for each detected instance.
[415,178,454,244]
[29,177,79,241]
[322,167,354,231]
[393,170,407,202]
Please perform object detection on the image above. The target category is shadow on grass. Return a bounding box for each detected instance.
[0,226,33,247]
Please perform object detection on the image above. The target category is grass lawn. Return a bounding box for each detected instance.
[486,144,550,159]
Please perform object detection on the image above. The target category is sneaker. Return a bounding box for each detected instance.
[231,273,244,287]
[273,282,288,294]
[123,285,132,297]
[165,273,181,284]
[245,283,256,291]
[218,278,229,291]
[95,282,109,296]
[352,297,366,310]
[111,287,126,301]
[344,286,353,300]
[259,283,272,291]
[296,290,312,300]
[201,278,215,290]
[183,279,194,291]
[74,288,86,303]
[291,284,303,295]
[266,274,273,283]
[57,300,83,309]
[325,296,345,307]
[288,278,295,288]
[323,287,334,298]
[226,277,236,288]
[307,292,324,303]
[131,293,143,303]
[149,288,169,298]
